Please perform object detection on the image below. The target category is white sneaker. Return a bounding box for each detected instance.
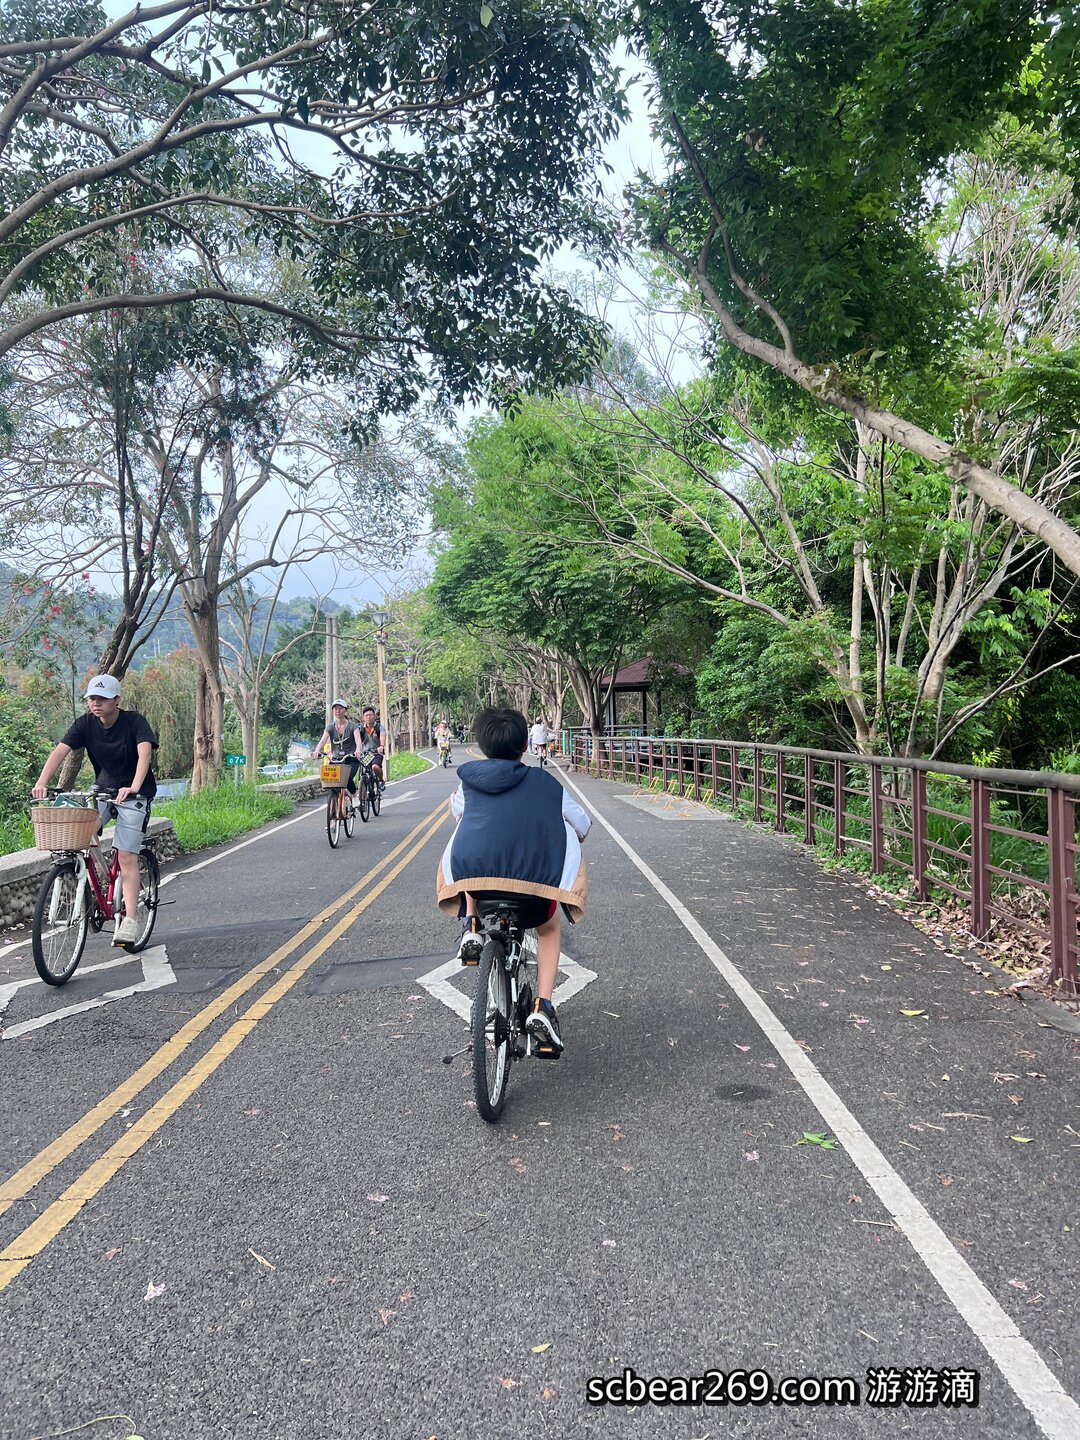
[454,929,483,966]
[113,914,139,945]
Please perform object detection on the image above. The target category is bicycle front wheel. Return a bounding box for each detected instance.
[344,795,356,838]
[370,776,381,817]
[327,791,341,848]
[471,939,512,1122]
[32,862,91,984]
[357,780,369,822]
[130,851,160,952]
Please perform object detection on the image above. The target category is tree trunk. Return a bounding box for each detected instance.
[240,708,257,785]
[192,658,224,792]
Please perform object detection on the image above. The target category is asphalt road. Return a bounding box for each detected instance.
[1,754,1077,1440]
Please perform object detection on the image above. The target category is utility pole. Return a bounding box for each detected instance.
[324,615,333,719]
[372,609,391,761]
[406,655,418,754]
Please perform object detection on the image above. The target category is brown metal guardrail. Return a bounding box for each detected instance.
[570,731,1080,996]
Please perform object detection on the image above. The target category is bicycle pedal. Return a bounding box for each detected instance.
[528,1038,562,1060]
[459,955,480,967]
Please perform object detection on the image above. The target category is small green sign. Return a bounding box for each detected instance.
[225,753,246,766]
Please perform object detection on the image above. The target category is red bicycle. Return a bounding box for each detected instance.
[29,789,160,985]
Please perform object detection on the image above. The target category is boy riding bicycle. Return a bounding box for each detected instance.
[436,707,590,1055]
[359,705,386,792]
[31,673,158,945]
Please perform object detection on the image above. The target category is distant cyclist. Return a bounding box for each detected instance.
[359,705,386,792]
[530,717,551,766]
[435,718,453,766]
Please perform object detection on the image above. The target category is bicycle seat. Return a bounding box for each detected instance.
[473,893,531,924]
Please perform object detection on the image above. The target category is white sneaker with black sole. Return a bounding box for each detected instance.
[455,930,483,966]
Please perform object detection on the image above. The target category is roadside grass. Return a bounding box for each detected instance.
[154,781,295,852]
[388,751,429,780]
[1,813,34,856]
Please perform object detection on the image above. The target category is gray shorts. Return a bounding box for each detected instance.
[98,795,150,854]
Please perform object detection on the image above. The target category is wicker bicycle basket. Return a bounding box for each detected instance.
[31,804,102,851]
[320,761,350,790]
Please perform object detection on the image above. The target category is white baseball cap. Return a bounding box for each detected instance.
[85,674,121,700]
[331,698,348,710]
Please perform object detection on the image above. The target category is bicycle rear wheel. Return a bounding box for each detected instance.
[344,794,356,838]
[326,791,341,847]
[471,938,512,1122]
[32,862,91,984]
[357,779,369,822]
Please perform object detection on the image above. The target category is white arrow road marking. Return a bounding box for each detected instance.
[418,950,596,1024]
[0,945,175,1040]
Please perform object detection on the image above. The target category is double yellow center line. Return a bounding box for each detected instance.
[0,799,448,1291]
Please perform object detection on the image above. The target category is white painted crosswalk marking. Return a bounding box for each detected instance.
[418,950,595,1023]
[0,945,175,1040]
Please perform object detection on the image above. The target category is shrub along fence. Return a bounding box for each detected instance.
[571,733,1080,996]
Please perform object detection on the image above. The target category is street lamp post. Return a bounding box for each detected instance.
[372,609,391,762]
[405,653,418,754]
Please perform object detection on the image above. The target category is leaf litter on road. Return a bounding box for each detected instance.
[797,1132,837,1150]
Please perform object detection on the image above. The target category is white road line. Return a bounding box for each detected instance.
[559,767,1080,1440]
[1,946,175,1040]
[418,951,595,1024]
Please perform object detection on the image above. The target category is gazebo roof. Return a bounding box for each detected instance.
[602,656,691,692]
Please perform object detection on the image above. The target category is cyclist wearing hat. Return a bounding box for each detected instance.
[313,700,363,799]
[32,673,158,945]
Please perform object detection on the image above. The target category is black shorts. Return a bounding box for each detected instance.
[472,892,557,928]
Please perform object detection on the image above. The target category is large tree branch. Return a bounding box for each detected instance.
[661,241,1080,579]
[0,287,382,361]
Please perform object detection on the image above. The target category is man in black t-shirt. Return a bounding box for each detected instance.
[33,673,158,945]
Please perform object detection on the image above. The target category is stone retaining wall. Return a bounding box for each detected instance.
[0,817,180,931]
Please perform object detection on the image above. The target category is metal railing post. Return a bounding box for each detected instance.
[804,754,814,845]
[834,759,846,857]
[753,749,763,823]
[870,765,884,873]
[730,745,739,810]
[971,777,991,937]
[912,769,929,900]
[1046,788,1079,994]
[775,750,786,832]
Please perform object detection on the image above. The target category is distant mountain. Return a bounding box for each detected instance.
[0,564,342,672]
